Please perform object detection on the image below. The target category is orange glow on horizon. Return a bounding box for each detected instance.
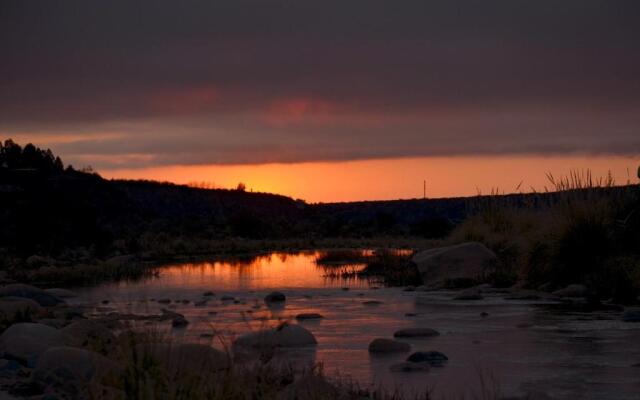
[99,155,640,203]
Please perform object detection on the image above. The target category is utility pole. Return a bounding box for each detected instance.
[423,180,426,199]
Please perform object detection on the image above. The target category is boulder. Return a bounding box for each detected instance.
[33,347,117,392]
[411,242,496,288]
[234,322,317,349]
[393,328,439,338]
[622,309,640,322]
[552,284,588,298]
[136,343,228,373]
[295,313,324,321]
[264,291,286,303]
[406,351,448,366]
[0,297,43,321]
[62,320,117,354]
[368,338,411,353]
[0,284,64,307]
[389,362,430,372]
[0,323,66,367]
[45,288,78,299]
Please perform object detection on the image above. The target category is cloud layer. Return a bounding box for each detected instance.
[1,0,639,168]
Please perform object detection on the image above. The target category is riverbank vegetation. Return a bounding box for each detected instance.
[1,139,639,304]
[448,171,640,303]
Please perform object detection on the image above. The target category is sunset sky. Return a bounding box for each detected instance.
[2,1,639,202]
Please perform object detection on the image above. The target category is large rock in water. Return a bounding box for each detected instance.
[412,242,496,288]
[0,323,66,367]
[234,322,317,349]
[0,284,64,307]
[135,343,228,373]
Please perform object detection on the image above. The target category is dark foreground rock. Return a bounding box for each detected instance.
[33,346,118,395]
[0,323,66,367]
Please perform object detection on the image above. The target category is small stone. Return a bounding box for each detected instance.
[362,300,383,306]
[480,312,489,317]
[406,351,448,366]
[158,298,171,304]
[203,291,215,297]
[264,291,286,303]
[172,316,189,328]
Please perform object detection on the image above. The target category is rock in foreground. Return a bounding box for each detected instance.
[0,323,66,367]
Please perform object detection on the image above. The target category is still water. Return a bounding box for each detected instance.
[71,251,640,399]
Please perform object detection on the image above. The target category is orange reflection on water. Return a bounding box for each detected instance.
[152,251,371,291]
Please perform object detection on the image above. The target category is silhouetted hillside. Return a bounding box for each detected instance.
[1,140,637,268]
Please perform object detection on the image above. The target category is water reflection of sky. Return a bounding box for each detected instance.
[73,251,640,400]
[142,251,372,291]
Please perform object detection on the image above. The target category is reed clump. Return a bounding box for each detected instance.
[449,170,640,302]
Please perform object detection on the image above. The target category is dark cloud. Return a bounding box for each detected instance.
[1,0,639,168]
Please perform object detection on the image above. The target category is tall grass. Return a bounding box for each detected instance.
[450,170,640,301]
[78,327,437,400]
